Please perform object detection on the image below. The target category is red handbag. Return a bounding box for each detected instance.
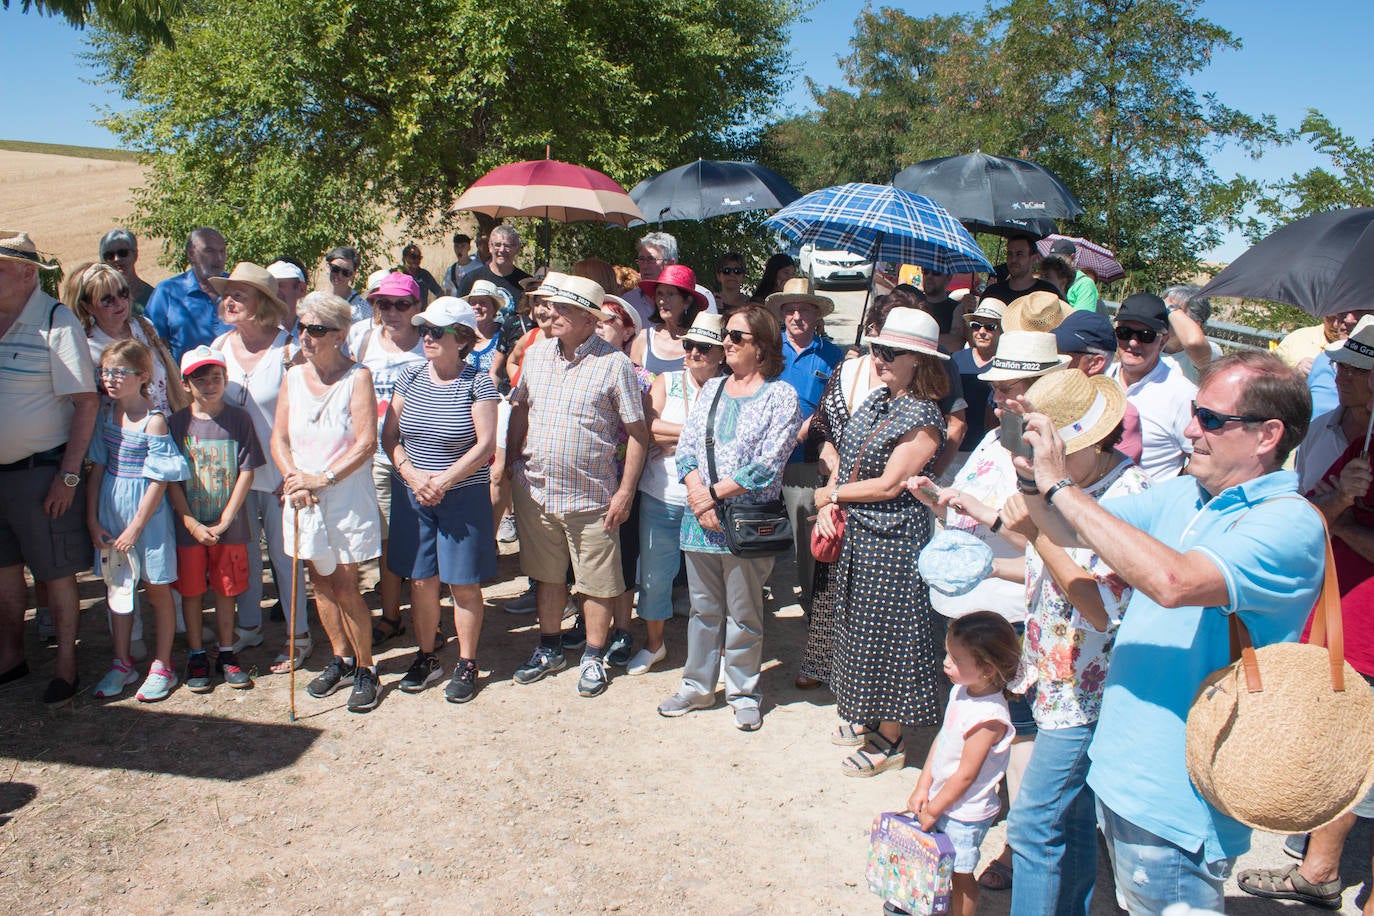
[809,409,896,563]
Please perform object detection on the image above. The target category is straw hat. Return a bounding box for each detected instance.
[1023,369,1127,454]
[468,279,502,302]
[1002,290,1074,333]
[532,271,570,299]
[0,231,59,271]
[603,294,643,333]
[963,297,1007,324]
[765,277,835,318]
[978,331,1072,381]
[862,307,949,360]
[207,262,287,311]
[546,275,611,320]
[1327,315,1374,371]
[639,264,709,311]
[683,312,725,347]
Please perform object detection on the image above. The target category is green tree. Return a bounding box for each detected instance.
[3,0,182,43]
[88,0,797,272]
[767,0,1281,286]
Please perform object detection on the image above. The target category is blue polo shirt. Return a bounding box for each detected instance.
[780,333,845,463]
[1087,471,1325,863]
[1308,350,1337,421]
[145,269,227,361]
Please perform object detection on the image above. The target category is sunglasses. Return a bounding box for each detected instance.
[97,290,132,308]
[872,344,912,362]
[1115,325,1159,345]
[718,266,745,275]
[724,329,755,345]
[100,367,137,380]
[967,320,1000,333]
[682,339,721,354]
[328,265,354,277]
[419,324,458,341]
[297,321,338,338]
[102,249,132,261]
[371,298,414,312]
[1191,401,1268,431]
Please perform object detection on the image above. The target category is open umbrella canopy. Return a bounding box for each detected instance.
[629,159,801,224]
[893,152,1083,231]
[763,182,993,275]
[963,216,1058,240]
[1036,235,1126,282]
[1200,208,1374,318]
[450,158,643,226]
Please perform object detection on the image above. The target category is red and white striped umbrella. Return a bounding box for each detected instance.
[1036,235,1126,282]
[450,158,644,227]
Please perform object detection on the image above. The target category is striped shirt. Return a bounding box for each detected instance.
[0,287,96,463]
[394,361,499,487]
[512,334,645,514]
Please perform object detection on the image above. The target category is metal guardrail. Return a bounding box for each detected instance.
[1100,300,1284,353]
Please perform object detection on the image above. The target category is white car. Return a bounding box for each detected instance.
[799,245,873,288]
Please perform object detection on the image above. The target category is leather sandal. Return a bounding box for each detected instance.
[841,732,906,778]
[1237,864,1341,909]
[978,858,1013,891]
[371,616,406,646]
[832,720,878,747]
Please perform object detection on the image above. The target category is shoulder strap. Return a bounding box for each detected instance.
[48,301,61,330]
[704,381,727,488]
[355,328,374,363]
[840,400,901,486]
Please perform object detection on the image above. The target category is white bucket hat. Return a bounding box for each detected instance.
[1327,315,1374,371]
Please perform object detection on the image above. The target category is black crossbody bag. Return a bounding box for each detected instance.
[704,382,793,557]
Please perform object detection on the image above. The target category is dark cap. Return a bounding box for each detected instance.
[1048,237,1077,257]
[1053,309,1117,354]
[1116,293,1169,332]
[99,228,137,256]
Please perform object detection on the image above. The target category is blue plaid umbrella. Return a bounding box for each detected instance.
[763,183,994,275]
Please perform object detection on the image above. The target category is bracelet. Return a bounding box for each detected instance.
[990,515,1004,533]
[1044,478,1076,506]
[831,483,841,505]
[1015,474,1039,495]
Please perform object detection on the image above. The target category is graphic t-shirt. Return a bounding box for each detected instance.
[168,404,266,546]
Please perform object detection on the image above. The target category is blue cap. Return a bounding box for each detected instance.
[1053,309,1117,354]
[918,528,995,597]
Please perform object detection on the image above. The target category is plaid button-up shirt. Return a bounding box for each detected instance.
[512,333,645,514]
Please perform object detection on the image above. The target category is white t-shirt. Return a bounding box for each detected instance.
[638,370,701,506]
[346,320,425,467]
[0,288,95,463]
[1107,358,1195,482]
[928,685,1013,823]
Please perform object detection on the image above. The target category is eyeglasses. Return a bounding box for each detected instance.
[371,298,414,312]
[100,367,136,380]
[871,344,908,362]
[682,339,721,354]
[1115,325,1159,345]
[102,249,132,261]
[636,255,664,264]
[296,321,338,338]
[1191,401,1269,431]
[328,264,354,277]
[419,324,457,341]
[718,266,745,275]
[967,321,1000,333]
[724,329,755,345]
[96,290,132,308]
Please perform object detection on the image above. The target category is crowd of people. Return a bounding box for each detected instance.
[0,221,1369,914]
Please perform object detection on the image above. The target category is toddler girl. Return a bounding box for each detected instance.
[87,339,189,701]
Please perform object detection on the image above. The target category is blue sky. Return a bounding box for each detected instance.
[2,1,1369,259]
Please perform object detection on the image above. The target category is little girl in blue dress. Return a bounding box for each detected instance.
[87,339,189,701]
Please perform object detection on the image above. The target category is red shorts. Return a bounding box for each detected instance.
[176,543,250,597]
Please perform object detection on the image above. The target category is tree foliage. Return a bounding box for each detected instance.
[765,0,1281,286]
[88,0,797,272]
[3,0,181,44]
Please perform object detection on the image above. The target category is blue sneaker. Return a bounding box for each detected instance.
[136,661,178,702]
[513,645,566,685]
[94,658,138,699]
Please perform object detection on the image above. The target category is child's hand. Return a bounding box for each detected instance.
[906,787,928,817]
[89,524,115,550]
[112,526,141,553]
[191,523,219,547]
[917,808,938,833]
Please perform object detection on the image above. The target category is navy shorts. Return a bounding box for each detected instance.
[387,476,497,586]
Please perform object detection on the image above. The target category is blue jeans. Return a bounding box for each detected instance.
[636,493,684,621]
[1096,800,1230,914]
[1008,724,1097,916]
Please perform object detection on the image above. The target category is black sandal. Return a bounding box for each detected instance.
[842,732,906,778]
[371,616,406,646]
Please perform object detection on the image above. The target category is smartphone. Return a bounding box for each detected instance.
[999,411,1034,460]
[917,483,941,500]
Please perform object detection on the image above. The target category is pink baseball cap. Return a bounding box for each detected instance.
[367,272,421,301]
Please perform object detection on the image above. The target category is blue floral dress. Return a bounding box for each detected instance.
[88,407,190,585]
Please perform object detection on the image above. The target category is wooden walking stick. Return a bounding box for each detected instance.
[288,504,300,722]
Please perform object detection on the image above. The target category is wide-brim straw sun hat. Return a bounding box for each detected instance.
[979,330,1072,381]
[207,262,287,311]
[683,312,725,347]
[1002,289,1074,333]
[862,307,949,360]
[532,271,570,299]
[0,231,60,271]
[1023,368,1127,454]
[765,277,835,318]
[546,275,611,320]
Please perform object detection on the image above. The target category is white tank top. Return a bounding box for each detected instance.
[637,370,703,506]
[287,364,360,474]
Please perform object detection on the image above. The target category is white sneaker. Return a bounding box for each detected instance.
[497,514,518,543]
[626,645,666,676]
[231,625,264,653]
[504,585,538,614]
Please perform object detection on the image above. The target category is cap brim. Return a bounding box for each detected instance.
[181,357,226,376]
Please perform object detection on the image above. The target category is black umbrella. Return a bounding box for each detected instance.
[892,152,1083,231]
[1200,208,1374,318]
[629,159,802,224]
[962,216,1058,240]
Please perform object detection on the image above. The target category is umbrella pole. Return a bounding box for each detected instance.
[853,231,883,346]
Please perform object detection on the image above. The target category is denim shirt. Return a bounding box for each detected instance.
[145,269,227,362]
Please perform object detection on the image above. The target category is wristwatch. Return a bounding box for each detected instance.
[324,469,337,486]
[61,472,81,488]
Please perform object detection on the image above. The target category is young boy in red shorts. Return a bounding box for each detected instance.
[167,346,266,691]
